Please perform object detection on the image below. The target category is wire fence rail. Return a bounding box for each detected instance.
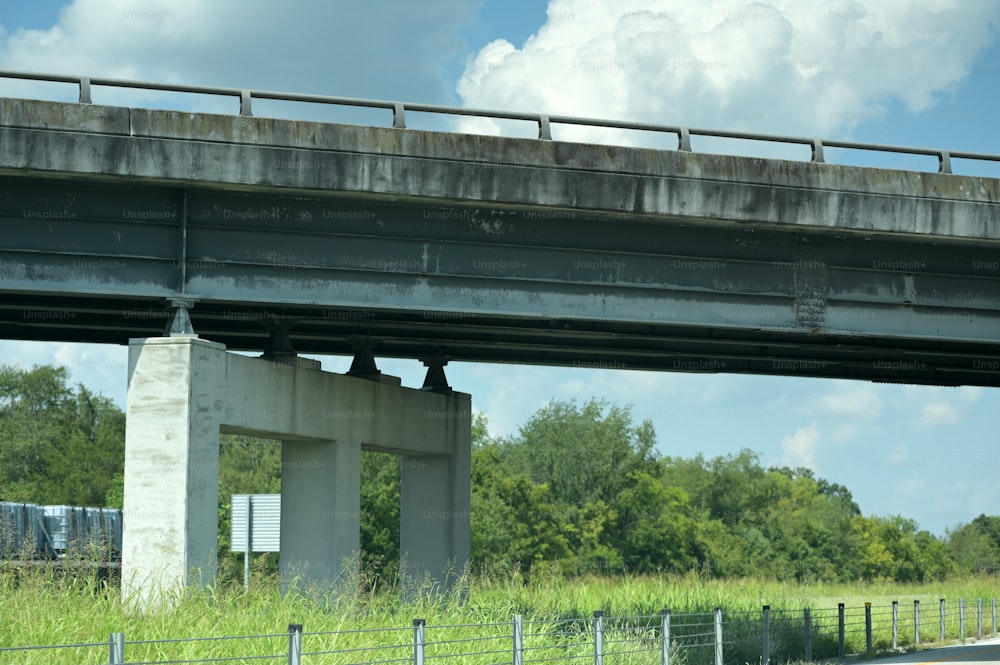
[2,598,998,665]
[1,70,1000,176]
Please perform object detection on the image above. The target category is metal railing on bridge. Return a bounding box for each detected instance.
[1,598,997,664]
[2,70,999,176]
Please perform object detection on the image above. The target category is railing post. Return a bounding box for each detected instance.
[804,608,812,663]
[393,103,407,129]
[714,607,723,665]
[108,632,124,665]
[940,599,946,642]
[594,611,604,665]
[513,614,523,665]
[661,609,671,665]
[958,598,966,641]
[413,619,425,665]
[678,128,692,152]
[838,603,845,658]
[239,90,253,117]
[892,601,898,650]
[762,605,771,665]
[992,598,997,636]
[938,151,953,174]
[287,624,302,665]
[538,115,552,140]
[865,603,873,654]
[914,600,921,646]
[811,139,825,163]
[79,77,92,104]
[978,598,984,637]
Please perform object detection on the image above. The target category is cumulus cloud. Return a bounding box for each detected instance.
[0,340,129,406]
[455,0,1000,150]
[0,0,479,114]
[905,385,983,427]
[780,422,820,470]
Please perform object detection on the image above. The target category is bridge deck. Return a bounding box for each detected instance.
[0,96,998,385]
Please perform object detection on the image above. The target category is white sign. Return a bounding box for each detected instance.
[230,494,281,553]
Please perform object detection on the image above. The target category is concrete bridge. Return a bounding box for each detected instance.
[1,71,998,606]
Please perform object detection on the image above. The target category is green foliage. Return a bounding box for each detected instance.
[501,399,659,507]
[0,364,976,587]
[0,365,125,506]
[215,434,282,583]
[2,565,999,665]
[948,515,1000,575]
[360,451,401,578]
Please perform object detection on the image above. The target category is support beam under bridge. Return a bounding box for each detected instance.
[122,336,471,608]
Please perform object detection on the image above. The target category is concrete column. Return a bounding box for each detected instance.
[279,439,361,592]
[122,337,225,609]
[399,395,471,592]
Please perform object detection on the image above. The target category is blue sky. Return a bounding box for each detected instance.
[0,0,998,537]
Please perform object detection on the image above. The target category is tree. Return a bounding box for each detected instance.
[501,399,659,507]
[613,471,698,573]
[471,430,573,575]
[360,450,400,578]
[948,516,1000,575]
[0,364,125,506]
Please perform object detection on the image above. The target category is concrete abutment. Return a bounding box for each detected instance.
[121,336,471,608]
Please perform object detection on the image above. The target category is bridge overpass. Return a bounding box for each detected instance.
[1,71,1000,606]
[1,72,999,386]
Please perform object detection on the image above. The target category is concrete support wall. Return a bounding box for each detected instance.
[122,336,471,609]
[279,439,361,591]
[400,446,471,591]
[122,337,225,607]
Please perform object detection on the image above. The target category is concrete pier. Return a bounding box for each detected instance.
[122,336,471,608]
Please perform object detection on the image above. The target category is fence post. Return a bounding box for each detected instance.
[892,601,898,650]
[803,608,812,663]
[838,603,845,659]
[993,598,997,636]
[594,611,604,665]
[960,599,965,642]
[762,605,771,665]
[865,603,873,654]
[914,600,920,646]
[413,619,425,665]
[940,599,946,642]
[661,609,671,665]
[287,624,302,665]
[108,632,124,665]
[978,598,984,637]
[714,607,723,665]
[513,614,523,665]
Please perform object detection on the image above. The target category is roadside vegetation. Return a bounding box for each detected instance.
[1,564,998,664]
[1,363,999,663]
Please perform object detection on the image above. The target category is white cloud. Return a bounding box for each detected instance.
[455,0,1000,150]
[0,340,129,406]
[804,381,882,421]
[917,401,964,427]
[906,385,983,427]
[0,0,480,112]
[780,422,820,470]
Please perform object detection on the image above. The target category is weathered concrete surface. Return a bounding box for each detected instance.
[1,96,998,387]
[280,438,360,593]
[122,336,471,609]
[0,97,997,240]
[122,336,225,608]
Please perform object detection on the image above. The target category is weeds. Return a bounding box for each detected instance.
[0,562,997,664]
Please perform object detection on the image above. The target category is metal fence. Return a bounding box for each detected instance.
[2,598,998,664]
[1,70,999,175]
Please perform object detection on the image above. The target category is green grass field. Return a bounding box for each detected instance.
[1,563,998,664]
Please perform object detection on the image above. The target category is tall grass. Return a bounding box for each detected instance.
[0,561,997,665]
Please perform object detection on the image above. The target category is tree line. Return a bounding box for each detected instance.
[1,364,997,582]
